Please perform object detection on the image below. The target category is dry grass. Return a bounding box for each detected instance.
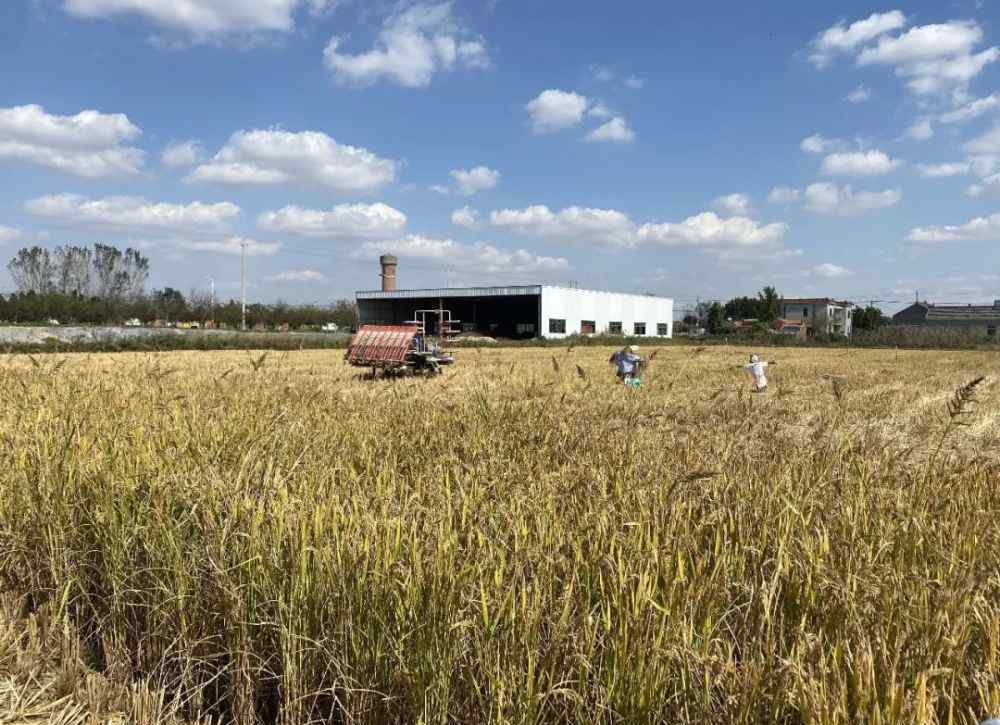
[0,345,999,724]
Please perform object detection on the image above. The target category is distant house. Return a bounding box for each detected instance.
[781,298,855,337]
[774,318,807,338]
[893,300,1000,338]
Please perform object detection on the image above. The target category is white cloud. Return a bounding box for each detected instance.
[964,125,1000,155]
[624,76,645,89]
[588,102,614,119]
[906,213,1000,243]
[352,235,570,275]
[939,94,1000,123]
[188,129,397,193]
[490,205,636,246]
[809,262,852,278]
[161,139,203,168]
[916,162,970,177]
[0,225,20,243]
[857,20,999,97]
[636,213,787,248]
[429,184,450,195]
[801,133,844,154]
[0,103,143,178]
[964,173,1000,197]
[270,268,325,282]
[809,10,906,68]
[178,236,280,256]
[450,165,500,195]
[591,65,615,83]
[803,182,902,215]
[63,0,302,40]
[257,203,406,239]
[845,85,872,103]
[323,2,489,88]
[901,118,933,141]
[450,206,480,229]
[768,186,801,203]
[525,90,590,134]
[585,116,635,143]
[24,193,240,233]
[821,149,901,176]
[713,193,752,216]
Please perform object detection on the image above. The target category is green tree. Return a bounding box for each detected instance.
[852,305,888,332]
[758,286,780,322]
[724,296,761,320]
[707,302,726,334]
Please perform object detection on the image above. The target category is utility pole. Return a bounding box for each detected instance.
[240,240,247,331]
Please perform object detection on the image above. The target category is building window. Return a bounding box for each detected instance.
[989,325,997,339]
[581,320,596,335]
[608,321,622,335]
[548,318,566,334]
[657,323,668,336]
[633,322,646,336]
[516,323,535,335]
[804,307,809,317]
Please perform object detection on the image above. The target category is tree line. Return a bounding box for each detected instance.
[3,244,357,329]
[679,286,889,335]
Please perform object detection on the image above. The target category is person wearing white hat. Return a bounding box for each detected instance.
[609,345,643,384]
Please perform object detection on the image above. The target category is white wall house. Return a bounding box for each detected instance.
[781,298,855,337]
[539,286,673,339]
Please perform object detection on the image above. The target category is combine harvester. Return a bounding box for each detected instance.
[345,308,457,377]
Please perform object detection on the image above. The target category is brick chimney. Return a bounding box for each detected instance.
[380,254,398,292]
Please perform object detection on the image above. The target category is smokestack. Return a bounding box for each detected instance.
[380,254,398,292]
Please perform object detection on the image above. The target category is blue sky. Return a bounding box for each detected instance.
[0,0,998,313]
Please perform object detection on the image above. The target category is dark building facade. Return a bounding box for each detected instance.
[893,301,1000,338]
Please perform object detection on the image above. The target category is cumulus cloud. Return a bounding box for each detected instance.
[916,162,970,177]
[768,186,801,204]
[257,203,406,239]
[450,206,480,229]
[270,268,325,282]
[808,10,906,68]
[809,262,852,278]
[585,116,635,143]
[713,193,752,216]
[845,85,872,103]
[177,236,280,256]
[803,182,902,215]
[587,102,614,120]
[0,104,143,178]
[188,129,397,193]
[800,133,845,155]
[323,2,489,88]
[25,193,240,233]
[820,149,901,176]
[906,213,1000,243]
[429,184,450,195]
[940,94,1000,124]
[490,204,789,254]
[901,118,934,141]
[352,235,570,276]
[525,90,590,134]
[63,0,303,41]
[490,205,636,247]
[450,165,500,195]
[636,213,787,248]
[0,225,20,243]
[161,139,203,167]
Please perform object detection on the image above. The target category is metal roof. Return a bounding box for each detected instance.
[356,285,672,301]
[357,285,543,300]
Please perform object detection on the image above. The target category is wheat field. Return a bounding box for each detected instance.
[1,345,999,725]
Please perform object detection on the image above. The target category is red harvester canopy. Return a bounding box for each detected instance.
[346,324,419,366]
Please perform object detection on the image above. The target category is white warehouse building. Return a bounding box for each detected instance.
[356,256,673,339]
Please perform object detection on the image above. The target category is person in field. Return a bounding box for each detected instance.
[609,345,643,384]
[743,353,774,393]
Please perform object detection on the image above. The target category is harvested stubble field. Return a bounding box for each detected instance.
[1,345,999,725]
